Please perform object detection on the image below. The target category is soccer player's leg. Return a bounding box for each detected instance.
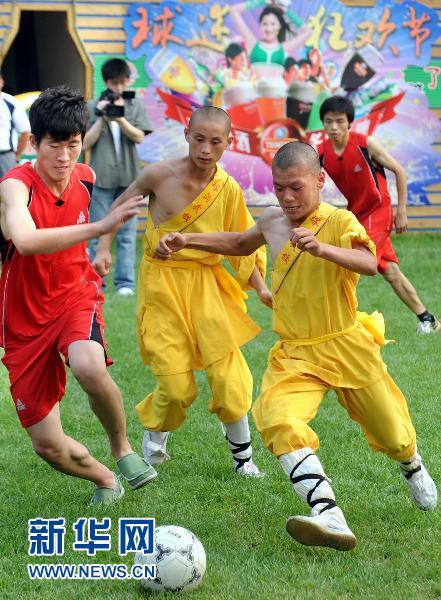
[338,375,437,510]
[206,349,263,477]
[136,371,198,465]
[62,304,157,491]
[3,332,123,505]
[253,360,356,551]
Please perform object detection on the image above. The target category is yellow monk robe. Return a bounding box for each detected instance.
[252,201,416,459]
[136,166,266,430]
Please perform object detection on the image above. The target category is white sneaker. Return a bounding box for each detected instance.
[416,319,441,334]
[235,460,265,478]
[286,506,357,551]
[142,430,170,466]
[117,287,135,296]
[402,464,437,511]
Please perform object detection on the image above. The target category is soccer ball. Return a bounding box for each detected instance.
[134,525,206,592]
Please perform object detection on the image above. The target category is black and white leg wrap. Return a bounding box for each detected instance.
[399,451,422,480]
[224,416,252,470]
[280,448,336,514]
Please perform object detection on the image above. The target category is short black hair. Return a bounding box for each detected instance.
[225,43,244,61]
[319,95,355,123]
[284,57,297,72]
[29,86,88,145]
[273,141,321,173]
[101,58,130,82]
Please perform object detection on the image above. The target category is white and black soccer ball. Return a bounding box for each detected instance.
[135,525,206,593]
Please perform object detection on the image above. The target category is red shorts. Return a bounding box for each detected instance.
[2,301,112,428]
[366,229,399,273]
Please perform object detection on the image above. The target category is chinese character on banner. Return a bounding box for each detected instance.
[209,4,230,42]
[403,6,431,58]
[119,518,155,556]
[132,7,150,50]
[152,5,184,48]
[306,6,348,51]
[356,8,398,57]
[234,131,251,154]
[72,518,111,556]
[424,66,440,91]
[28,518,65,556]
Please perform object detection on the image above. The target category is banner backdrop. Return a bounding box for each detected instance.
[122,0,440,206]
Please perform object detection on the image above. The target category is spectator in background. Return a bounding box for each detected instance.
[0,70,31,177]
[83,58,152,296]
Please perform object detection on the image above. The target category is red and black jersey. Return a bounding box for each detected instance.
[0,162,103,347]
[317,131,394,229]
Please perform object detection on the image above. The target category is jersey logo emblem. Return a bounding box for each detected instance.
[16,399,26,411]
[77,211,86,224]
[354,164,362,173]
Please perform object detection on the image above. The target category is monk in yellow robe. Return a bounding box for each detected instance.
[155,141,437,551]
[93,106,270,477]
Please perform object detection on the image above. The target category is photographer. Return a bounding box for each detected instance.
[84,58,152,296]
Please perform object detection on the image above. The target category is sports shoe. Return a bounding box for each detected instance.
[235,459,265,478]
[401,463,437,511]
[416,319,441,334]
[117,287,135,296]
[116,452,157,490]
[142,430,170,466]
[286,506,357,551]
[89,473,125,506]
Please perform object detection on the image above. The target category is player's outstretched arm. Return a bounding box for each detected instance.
[92,165,156,275]
[156,224,266,260]
[291,227,377,276]
[367,135,408,234]
[0,179,147,256]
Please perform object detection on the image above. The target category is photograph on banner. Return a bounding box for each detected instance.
[122,0,440,207]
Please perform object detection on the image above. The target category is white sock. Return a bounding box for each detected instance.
[279,448,336,514]
[147,431,169,450]
[224,416,252,470]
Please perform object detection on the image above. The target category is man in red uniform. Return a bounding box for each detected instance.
[0,87,156,505]
[317,96,439,334]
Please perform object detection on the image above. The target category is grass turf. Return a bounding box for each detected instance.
[0,234,440,599]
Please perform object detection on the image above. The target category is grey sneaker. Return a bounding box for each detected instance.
[90,473,125,506]
[286,506,357,551]
[142,430,170,466]
[401,463,437,511]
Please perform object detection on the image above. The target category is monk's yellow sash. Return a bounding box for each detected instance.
[145,167,230,255]
[272,203,339,295]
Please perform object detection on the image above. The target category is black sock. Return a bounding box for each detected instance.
[417,311,435,323]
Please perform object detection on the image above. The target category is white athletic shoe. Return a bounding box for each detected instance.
[416,319,441,334]
[235,460,265,478]
[286,506,357,551]
[142,430,170,466]
[117,287,135,296]
[401,464,437,511]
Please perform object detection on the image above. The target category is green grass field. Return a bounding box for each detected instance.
[0,234,440,599]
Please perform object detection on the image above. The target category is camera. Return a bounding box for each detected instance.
[94,89,136,118]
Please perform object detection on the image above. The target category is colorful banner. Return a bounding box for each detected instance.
[122,0,440,206]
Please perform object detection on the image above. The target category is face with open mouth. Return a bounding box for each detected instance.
[272,163,325,225]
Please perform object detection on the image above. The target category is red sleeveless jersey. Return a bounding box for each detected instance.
[317,131,393,228]
[0,162,103,347]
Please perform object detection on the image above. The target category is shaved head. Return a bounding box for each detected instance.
[273,141,321,174]
[188,106,231,134]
